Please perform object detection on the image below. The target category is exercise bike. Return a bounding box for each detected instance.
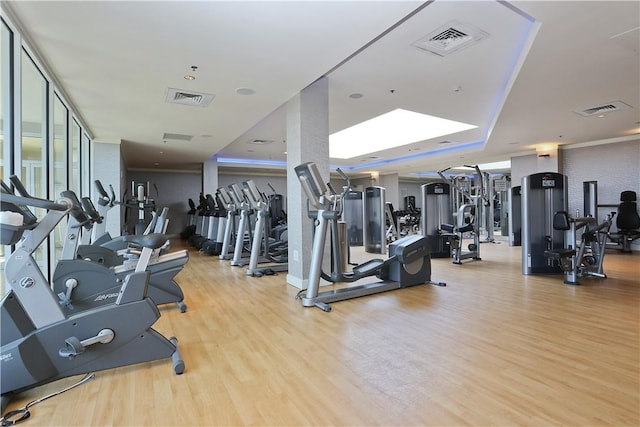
[0,186,184,413]
[294,162,445,312]
[7,176,188,313]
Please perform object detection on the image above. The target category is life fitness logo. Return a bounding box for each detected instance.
[20,277,35,288]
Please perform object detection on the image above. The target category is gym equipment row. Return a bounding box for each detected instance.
[1,177,186,414]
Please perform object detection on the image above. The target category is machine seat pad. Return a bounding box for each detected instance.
[124,233,169,250]
[458,224,474,233]
[544,248,575,259]
[440,224,455,233]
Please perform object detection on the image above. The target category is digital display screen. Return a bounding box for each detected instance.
[435,188,444,194]
[542,178,555,188]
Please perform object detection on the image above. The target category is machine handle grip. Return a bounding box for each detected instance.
[95,180,108,198]
[1,193,70,212]
[60,191,91,226]
[9,175,31,197]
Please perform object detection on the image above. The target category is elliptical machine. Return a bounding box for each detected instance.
[1,184,184,412]
[294,162,445,312]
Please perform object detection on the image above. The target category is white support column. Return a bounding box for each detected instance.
[380,173,400,209]
[286,77,329,290]
[92,140,122,238]
[203,156,219,197]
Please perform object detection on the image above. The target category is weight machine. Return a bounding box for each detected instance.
[544,211,615,285]
[437,165,490,264]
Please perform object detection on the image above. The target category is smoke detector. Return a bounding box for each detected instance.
[247,139,274,145]
[165,88,214,107]
[412,20,489,57]
[574,101,632,117]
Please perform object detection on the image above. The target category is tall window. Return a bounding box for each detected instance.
[1,19,12,182]
[81,131,90,196]
[21,49,48,275]
[70,118,80,195]
[1,20,13,288]
[51,94,68,267]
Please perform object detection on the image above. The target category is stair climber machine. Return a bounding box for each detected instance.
[0,182,184,414]
[294,162,446,312]
[5,176,189,314]
[244,180,288,277]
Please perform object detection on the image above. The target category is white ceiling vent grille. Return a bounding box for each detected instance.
[162,132,193,142]
[165,88,215,107]
[412,20,489,57]
[574,101,632,117]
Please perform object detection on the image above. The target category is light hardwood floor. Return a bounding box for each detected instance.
[3,238,639,426]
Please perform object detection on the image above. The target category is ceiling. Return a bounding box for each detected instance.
[6,1,640,178]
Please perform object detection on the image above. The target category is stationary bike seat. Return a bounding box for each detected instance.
[123,233,168,250]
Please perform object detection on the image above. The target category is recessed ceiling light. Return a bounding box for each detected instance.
[184,75,195,81]
[236,87,256,95]
[154,162,160,166]
[329,108,476,159]
[349,93,364,99]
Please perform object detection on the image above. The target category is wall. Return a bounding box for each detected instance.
[562,139,640,230]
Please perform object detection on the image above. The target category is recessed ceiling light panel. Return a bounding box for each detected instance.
[329,108,476,159]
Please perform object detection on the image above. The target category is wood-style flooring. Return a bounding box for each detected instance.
[2,237,639,426]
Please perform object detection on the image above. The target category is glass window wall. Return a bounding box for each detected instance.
[51,94,68,267]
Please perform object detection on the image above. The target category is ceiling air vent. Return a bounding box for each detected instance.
[162,132,193,142]
[574,101,633,117]
[412,20,489,57]
[165,88,215,107]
